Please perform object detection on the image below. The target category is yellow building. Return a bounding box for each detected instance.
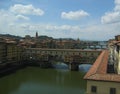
[15,46,24,64]
[112,40,120,74]
[115,35,120,41]
[6,41,24,65]
[84,50,120,94]
[6,41,16,64]
[115,42,120,74]
[0,39,7,66]
[108,36,120,74]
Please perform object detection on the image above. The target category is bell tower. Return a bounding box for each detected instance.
[36,32,38,38]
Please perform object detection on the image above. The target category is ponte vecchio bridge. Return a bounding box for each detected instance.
[24,48,102,70]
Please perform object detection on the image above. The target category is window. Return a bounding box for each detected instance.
[116,46,119,53]
[91,86,97,93]
[91,53,93,56]
[110,88,116,94]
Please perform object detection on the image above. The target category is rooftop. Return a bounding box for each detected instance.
[84,50,120,82]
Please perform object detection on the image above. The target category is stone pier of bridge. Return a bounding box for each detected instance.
[68,62,79,71]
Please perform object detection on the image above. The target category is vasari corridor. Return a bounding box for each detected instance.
[0,0,120,94]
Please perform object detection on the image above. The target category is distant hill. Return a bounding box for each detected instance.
[0,34,22,39]
[37,35,53,40]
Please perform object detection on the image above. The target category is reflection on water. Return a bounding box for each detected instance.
[79,64,92,72]
[0,67,87,94]
[52,62,68,69]
[52,62,92,72]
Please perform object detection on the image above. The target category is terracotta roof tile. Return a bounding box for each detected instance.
[87,74,120,82]
[84,50,120,82]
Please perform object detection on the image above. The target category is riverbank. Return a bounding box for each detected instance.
[0,63,27,77]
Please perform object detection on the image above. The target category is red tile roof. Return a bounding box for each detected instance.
[84,50,120,82]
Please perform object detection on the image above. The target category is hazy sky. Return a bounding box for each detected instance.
[0,0,120,40]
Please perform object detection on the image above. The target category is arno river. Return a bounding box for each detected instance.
[0,63,91,94]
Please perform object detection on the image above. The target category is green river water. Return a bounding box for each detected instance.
[0,67,87,94]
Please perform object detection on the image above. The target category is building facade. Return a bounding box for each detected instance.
[0,39,7,67]
[108,35,120,74]
[0,38,24,68]
[84,50,120,94]
[84,35,120,94]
